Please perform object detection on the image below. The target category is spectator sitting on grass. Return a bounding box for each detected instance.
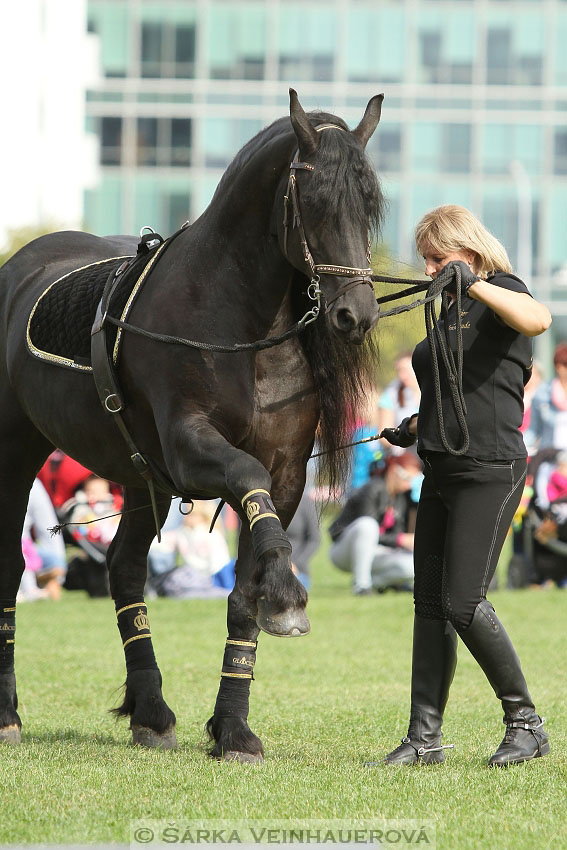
[147,501,234,598]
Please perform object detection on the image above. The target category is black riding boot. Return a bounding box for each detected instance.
[458,599,549,767]
[376,616,457,766]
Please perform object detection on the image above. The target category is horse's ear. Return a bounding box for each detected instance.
[352,94,384,149]
[289,88,319,156]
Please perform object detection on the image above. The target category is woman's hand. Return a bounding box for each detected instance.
[380,414,418,447]
[442,260,479,296]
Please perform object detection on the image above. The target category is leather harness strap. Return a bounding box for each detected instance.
[282,123,373,310]
[90,227,193,538]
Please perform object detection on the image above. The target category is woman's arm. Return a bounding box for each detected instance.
[468,280,552,337]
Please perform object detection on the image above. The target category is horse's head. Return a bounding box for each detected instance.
[282,89,384,344]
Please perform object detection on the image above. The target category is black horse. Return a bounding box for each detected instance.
[0,90,384,760]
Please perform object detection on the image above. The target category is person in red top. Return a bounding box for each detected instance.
[37,450,93,511]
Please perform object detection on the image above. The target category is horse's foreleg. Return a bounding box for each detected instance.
[167,425,309,637]
[207,532,263,762]
[107,486,177,749]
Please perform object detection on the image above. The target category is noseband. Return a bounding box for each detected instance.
[282,124,374,324]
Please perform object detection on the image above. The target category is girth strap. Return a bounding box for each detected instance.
[90,226,191,539]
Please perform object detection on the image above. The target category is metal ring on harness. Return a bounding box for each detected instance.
[104,393,124,413]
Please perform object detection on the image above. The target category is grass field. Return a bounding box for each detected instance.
[1,542,565,850]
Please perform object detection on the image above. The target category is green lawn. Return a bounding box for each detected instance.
[1,544,565,849]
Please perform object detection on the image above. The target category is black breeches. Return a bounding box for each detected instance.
[414,453,527,631]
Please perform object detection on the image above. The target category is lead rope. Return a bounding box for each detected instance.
[372,263,469,456]
[424,265,469,455]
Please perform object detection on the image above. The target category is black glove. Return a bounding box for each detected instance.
[380,415,417,448]
[441,260,479,296]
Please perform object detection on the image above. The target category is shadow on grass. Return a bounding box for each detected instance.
[22,728,126,746]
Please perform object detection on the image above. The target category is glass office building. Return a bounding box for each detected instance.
[85,0,567,340]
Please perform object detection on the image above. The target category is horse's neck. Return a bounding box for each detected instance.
[186,154,292,322]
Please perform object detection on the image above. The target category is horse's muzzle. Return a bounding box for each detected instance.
[329,296,380,344]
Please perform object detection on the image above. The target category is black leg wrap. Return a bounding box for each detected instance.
[251,518,292,561]
[0,601,20,737]
[213,673,253,719]
[241,490,291,561]
[113,599,175,738]
[206,639,263,759]
[115,598,157,674]
[0,600,16,675]
[220,638,257,685]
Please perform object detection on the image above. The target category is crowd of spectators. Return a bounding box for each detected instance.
[510,341,567,588]
[19,452,237,603]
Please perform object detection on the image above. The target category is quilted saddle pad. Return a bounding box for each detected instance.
[27,255,136,372]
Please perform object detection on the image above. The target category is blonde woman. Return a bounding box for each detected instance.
[375,205,552,767]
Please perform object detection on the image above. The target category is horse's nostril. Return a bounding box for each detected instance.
[335,308,357,333]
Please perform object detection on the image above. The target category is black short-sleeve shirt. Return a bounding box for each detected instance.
[412,272,533,460]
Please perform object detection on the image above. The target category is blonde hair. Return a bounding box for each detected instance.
[415,205,512,280]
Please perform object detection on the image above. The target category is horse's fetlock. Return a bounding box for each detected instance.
[112,669,175,734]
[257,559,307,612]
[206,715,264,759]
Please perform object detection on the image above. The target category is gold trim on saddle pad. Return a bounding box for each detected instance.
[112,242,166,363]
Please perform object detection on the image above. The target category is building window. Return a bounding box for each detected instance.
[141,21,196,79]
[555,12,567,84]
[482,124,542,176]
[164,192,191,234]
[412,123,471,174]
[278,5,335,82]
[137,118,158,166]
[88,3,129,78]
[203,117,263,169]
[100,117,122,166]
[554,130,567,175]
[482,195,539,276]
[417,11,474,84]
[175,26,196,79]
[443,125,471,174]
[171,119,192,167]
[136,118,192,168]
[208,4,266,80]
[347,8,405,84]
[368,127,402,173]
[485,15,543,85]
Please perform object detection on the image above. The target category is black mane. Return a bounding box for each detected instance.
[217,111,384,237]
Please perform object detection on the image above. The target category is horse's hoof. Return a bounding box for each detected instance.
[256,599,310,637]
[131,724,177,749]
[222,750,264,764]
[0,724,21,745]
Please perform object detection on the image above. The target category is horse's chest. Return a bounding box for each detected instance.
[253,340,317,428]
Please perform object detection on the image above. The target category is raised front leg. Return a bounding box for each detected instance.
[107,486,177,748]
[164,423,309,637]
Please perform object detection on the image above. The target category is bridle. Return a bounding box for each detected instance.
[282,123,374,325]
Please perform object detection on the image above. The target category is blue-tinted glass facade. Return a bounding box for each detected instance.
[85,0,567,337]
